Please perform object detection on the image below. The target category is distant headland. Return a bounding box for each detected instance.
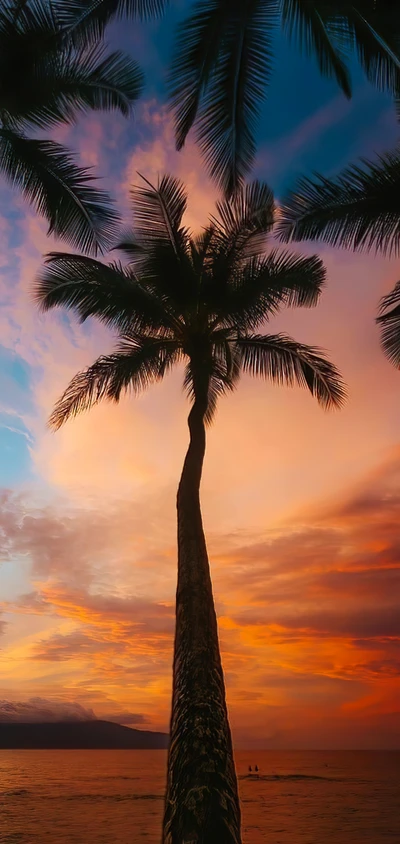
[0,720,169,750]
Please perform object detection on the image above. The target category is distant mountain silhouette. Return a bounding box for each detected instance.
[0,720,169,749]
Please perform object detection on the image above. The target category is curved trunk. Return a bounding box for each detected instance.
[163,396,241,844]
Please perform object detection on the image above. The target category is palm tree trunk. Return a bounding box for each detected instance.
[163,395,241,844]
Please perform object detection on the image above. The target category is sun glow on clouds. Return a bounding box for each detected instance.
[1,446,400,745]
[0,84,399,746]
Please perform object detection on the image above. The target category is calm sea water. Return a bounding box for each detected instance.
[0,750,399,843]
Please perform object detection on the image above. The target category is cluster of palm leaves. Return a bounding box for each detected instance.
[0,0,166,251]
[169,0,400,195]
[35,176,345,430]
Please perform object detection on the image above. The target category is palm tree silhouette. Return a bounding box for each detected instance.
[35,174,345,843]
[168,0,400,195]
[0,0,148,252]
[276,148,400,369]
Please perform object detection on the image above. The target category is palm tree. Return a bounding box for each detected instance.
[168,0,400,196]
[276,147,400,367]
[35,174,345,843]
[0,0,147,252]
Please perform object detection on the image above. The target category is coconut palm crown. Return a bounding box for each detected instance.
[36,175,345,425]
[0,0,145,252]
[35,174,345,843]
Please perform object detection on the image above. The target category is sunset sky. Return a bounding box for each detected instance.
[1,6,400,749]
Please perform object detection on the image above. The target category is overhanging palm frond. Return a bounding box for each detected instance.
[2,0,30,23]
[0,1,150,254]
[35,252,178,334]
[277,149,400,256]
[0,0,61,124]
[344,2,400,94]
[169,0,279,197]
[237,333,346,408]
[0,0,53,30]
[377,280,400,367]
[68,47,144,117]
[282,0,352,97]
[16,48,144,129]
[0,129,118,253]
[0,5,144,130]
[49,336,182,430]
[57,0,168,44]
[168,0,235,152]
[197,0,279,197]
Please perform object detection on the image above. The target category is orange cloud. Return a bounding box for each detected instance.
[1,447,399,744]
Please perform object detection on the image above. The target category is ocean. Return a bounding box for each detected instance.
[0,750,399,843]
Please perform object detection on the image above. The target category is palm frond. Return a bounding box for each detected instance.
[0,0,56,31]
[168,0,239,151]
[238,333,346,408]
[377,280,400,367]
[3,0,30,23]
[0,0,61,125]
[198,0,278,197]
[132,173,189,254]
[0,12,143,129]
[114,231,146,263]
[49,336,182,429]
[282,0,352,97]
[208,251,325,331]
[277,149,400,256]
[344,3,400,94]
[76,48,144,116]
[203,181,276,307]
[191,226,216,260]
[211,180,275,260]
[205,369,236,423]
[262,250,326,308]
[0,129,118,253]
[58,0,168,44]
[169,0,279,198]
[35,252,178,334]
[118,176,199,315]
[10,51,143,131]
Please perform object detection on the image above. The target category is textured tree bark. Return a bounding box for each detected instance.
[163,396,242,844]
